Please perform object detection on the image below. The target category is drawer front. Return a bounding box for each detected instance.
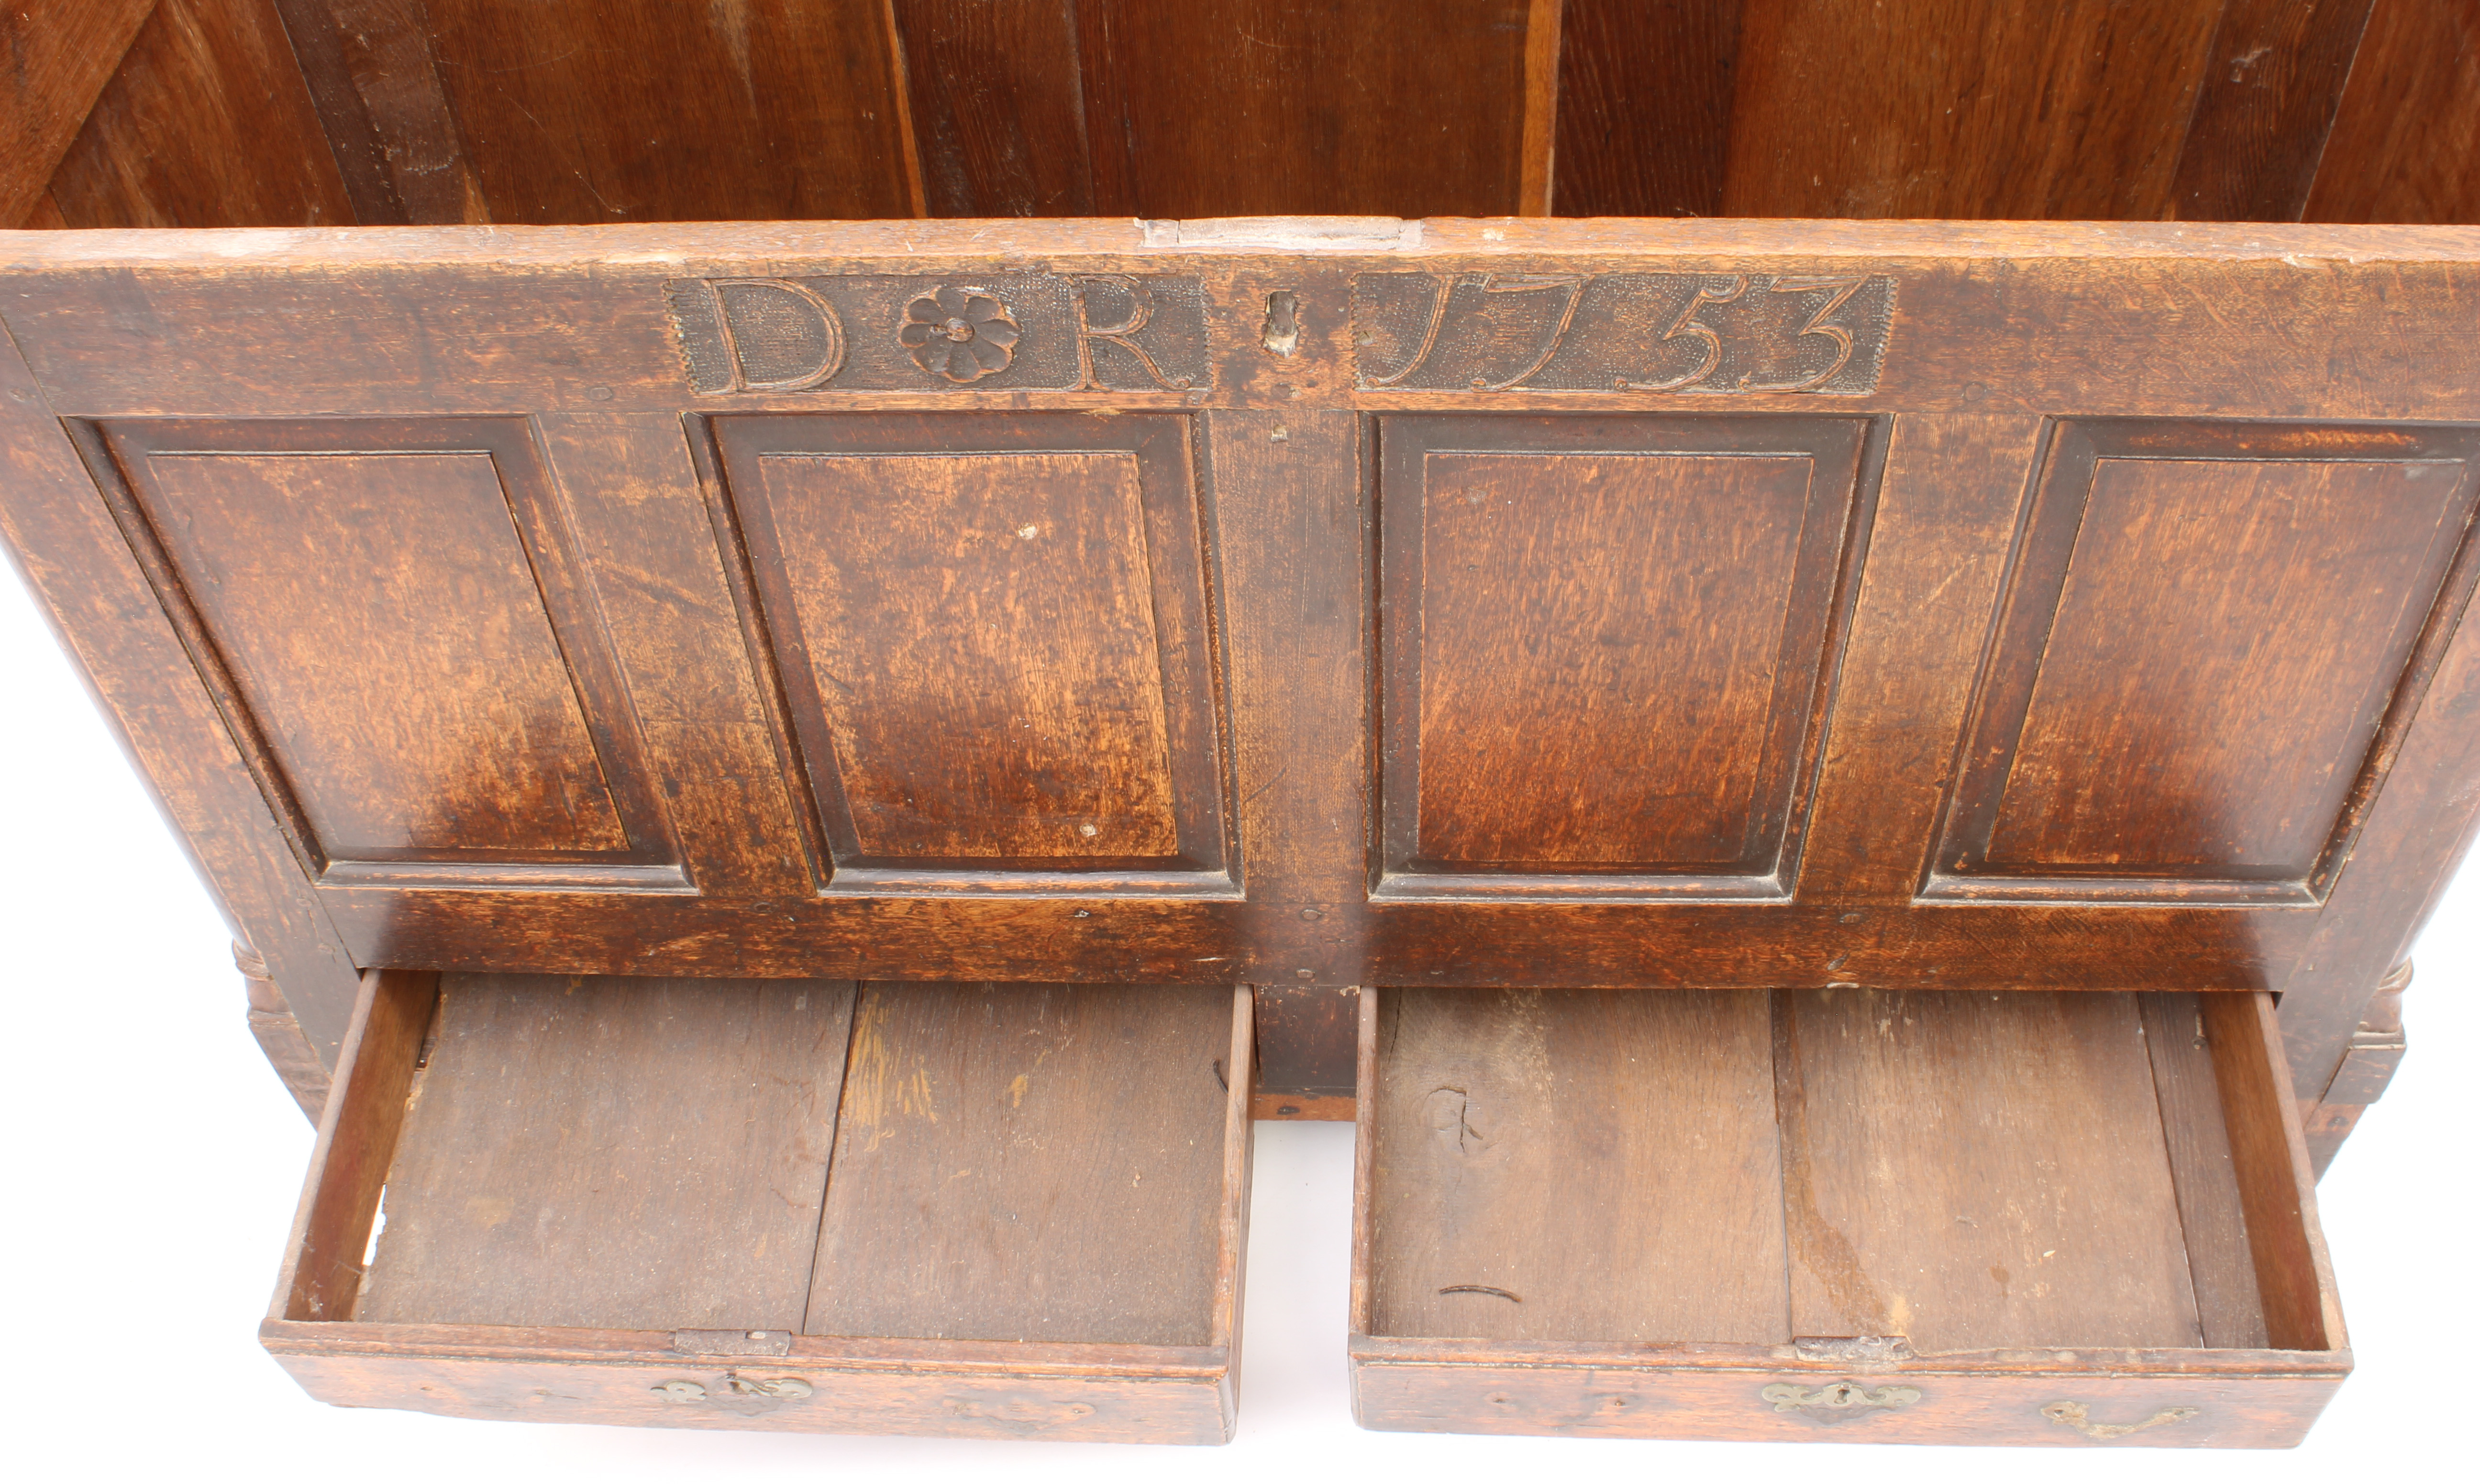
[1352,1362,2341,1448]
[272,1349,1233,1445]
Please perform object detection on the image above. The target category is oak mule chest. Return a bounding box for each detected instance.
[6,0,2479,1456]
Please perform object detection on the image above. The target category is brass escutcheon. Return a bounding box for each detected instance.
[1760,1380,1922,1420]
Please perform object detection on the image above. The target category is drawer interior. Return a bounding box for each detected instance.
[1359,987,2336,1357]
[284,974,1244,1348]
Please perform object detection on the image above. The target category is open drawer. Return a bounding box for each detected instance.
[1351,987,2348,1447]
[263,971,1252,1443]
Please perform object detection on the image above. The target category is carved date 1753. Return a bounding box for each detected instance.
[1352,272,1897,394]
[665,273,1211,394]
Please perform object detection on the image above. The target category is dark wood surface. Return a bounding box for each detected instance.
[7,2,2473,230]
[2306,0,2480,223]
[1353,984,2347,1444]
[0,0,155,227]
[45,0,354,231]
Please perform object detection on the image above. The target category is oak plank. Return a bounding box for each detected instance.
[358,974,856,1331]
[46,0,355,229]
[2305,0,2480,223]
[2168,0,2378,221]
[1550,0,1742,218]
[2141,992,2270,1348]
[1367,988,1788,1345]
[806,982,1233,1345]
[0,0,155,226]
[1778,988,2203,1352]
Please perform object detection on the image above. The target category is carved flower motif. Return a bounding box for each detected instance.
[898,285,1019,382]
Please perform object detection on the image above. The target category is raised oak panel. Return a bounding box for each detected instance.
[1931,420,2480,904]
[93,418,675,888]
[711,413,1230,894]
[1378,415,1878,900]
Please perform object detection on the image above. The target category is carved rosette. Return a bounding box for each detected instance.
[900,285,1020,383]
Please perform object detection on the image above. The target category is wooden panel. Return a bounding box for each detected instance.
[418,0,912,224]
[1795,414,2047,901]
[0,267,367,1061]
[1777,989,2203,1352]
[282,970,436,1323]
[2168,0,2379,221]
[0,0,155,226]
[1367,988,1787,1344]
[98,418,671,879]
[2305,0,2480,224]
[45,0,355,229]
[535,414,815,898]
[357,975,855,1332]
[1379,415,1872,897]
[2141,993,2270,1348]
[1550,0,1741,218]
[712,412,1229,886]
[1936,420,2480,902]
[893,0,1093,217]
[1076,0,1529,218]
[2201,990,2342,1351]
[807,983,1231,1345]
[269,0,487,225]
[1720,0,2225,219]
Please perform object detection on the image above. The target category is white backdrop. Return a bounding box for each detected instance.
[2,551,2468,1484]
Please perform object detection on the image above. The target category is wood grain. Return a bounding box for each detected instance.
[1367,988,1787,1345]
[2169,0,2379,221]
[268,0,487,225]
[1778,989,2202,1352]
[359,975,855,1331]
[0,286,366,1059]
[1722,0,2225,219]
[105,421,649,866]
[1551,0,1742,218]
[418,0,913,224]
[1076,0,1531,218]
[279,969,437,1322]
[2305,0,2480,223]
[807,983,1232,1344]
[714,412,1225,877]
[1380,415,1870,893]
[892,0,1093,217]
[1351,984,2349,1443]
[2141,992,2269,1347]
[1795,414,2047,901]
[2202,991,2343,1351]
[0,0,155,226]
[1941,421,2480,897]
[46,0,354,229]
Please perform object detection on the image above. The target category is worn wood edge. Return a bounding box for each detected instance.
[6,217,2480,270]
[2206,991,2351,1353]
[1344,1334,2349,1376]
[268,967,437,1325]
[257,1319,1228,1377]
[1209,986,1253,1439]
[1349,986,1380,1344]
